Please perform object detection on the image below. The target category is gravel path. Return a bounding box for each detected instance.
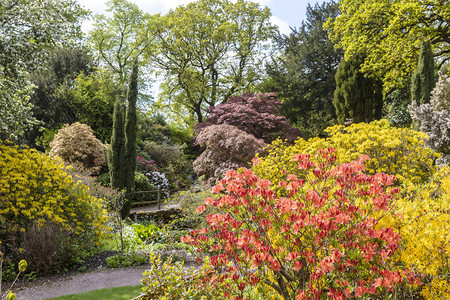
[14,265,149,300]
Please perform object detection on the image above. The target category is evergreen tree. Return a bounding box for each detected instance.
[108,98,126,190]
[263,1,342,138]
[122,60,139,218]
[411,41,435,104]
[333,54,383,124]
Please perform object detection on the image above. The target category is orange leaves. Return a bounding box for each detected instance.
[183,148,419,299]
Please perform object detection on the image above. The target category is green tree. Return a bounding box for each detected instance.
[263,1,342,138]
[326,0,450,92]
[88,0,154,84]
[333,54,383,124]
[152,0,277,124]
[122,60,139,218]
[108,99,126,190]
[411,41,436,105]
[60,68,123,142]
[26,48,95,145]
[0,0,88,141]
[0,77,37,141]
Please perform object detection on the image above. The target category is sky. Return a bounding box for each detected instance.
[76,0,325,35]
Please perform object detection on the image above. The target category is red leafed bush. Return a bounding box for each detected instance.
[193,124,266,185]
[183,148,422,299]
[196,92,301,143]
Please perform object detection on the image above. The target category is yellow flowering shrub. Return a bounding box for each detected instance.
[254,120,437,185]
[0,140,108,271]
[380,166,449,299]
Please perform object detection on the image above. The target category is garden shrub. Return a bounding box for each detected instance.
[183,149,422,299]
[134,172,158,204]
[409,73,450,166]
[254,119,437,185]
[193,124,267,185]
[141,253,225,300]
[172,183,217,229]
[0,140,108,273]
[379,165,450,300]
[195,92,302,144]
[49,122,108,175]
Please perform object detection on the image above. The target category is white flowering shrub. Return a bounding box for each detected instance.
[145,171,170,197]
[49,122,108,174]
[409,73,450,165]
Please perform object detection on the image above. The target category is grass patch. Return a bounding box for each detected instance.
[46,284,142,300]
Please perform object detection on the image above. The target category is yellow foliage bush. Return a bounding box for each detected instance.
[380,166,449,299]
[0,140,108,256]
[254,120,437,185]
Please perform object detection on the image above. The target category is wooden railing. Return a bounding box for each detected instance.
[129,188,185,210]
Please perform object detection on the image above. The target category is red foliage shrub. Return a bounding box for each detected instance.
[183,149,422,299]
[193,124,266,185]
[196,92,302,143]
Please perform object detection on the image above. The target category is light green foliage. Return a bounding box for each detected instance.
[60,68,122,142]
[49,122,108,175]
[326,0,450,91]
[411,41,436,105]
[141,253,225,299]
[88,0,154,84]
[105,253,147,268]
[152,0,277,123]
[172,183,217,228]
[333,54,383,124]
[132,223,160,243]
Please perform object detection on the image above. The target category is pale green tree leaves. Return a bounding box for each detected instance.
[88,0,156,84]
[326,0,450,92]
[152,0,277,124]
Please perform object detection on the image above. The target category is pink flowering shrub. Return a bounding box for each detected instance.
[193,124,267,185]
[183,148,422,299]
[196,93,302,143]
[49,122,107,175]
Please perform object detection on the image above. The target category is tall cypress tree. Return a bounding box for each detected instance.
[411,41,435,104]
[121,59,139,218]
[333,54,383,124]
[108,98,126,189]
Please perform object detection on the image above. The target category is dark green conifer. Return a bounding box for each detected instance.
[333,54,383,124]
[108,98,126,189]
[122,59,139,218]
[411,41,435,104]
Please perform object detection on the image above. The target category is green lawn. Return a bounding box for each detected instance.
[46,285,143,300]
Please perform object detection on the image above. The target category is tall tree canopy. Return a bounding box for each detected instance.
[88,0,155,84]
[0,0,87,140]
[152,0,277,124]
[326,0,450,91]
[263,1,342,138]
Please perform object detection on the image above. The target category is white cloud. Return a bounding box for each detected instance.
[270,15,290,35]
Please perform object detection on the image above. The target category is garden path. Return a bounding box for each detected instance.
[14,265,150,300]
